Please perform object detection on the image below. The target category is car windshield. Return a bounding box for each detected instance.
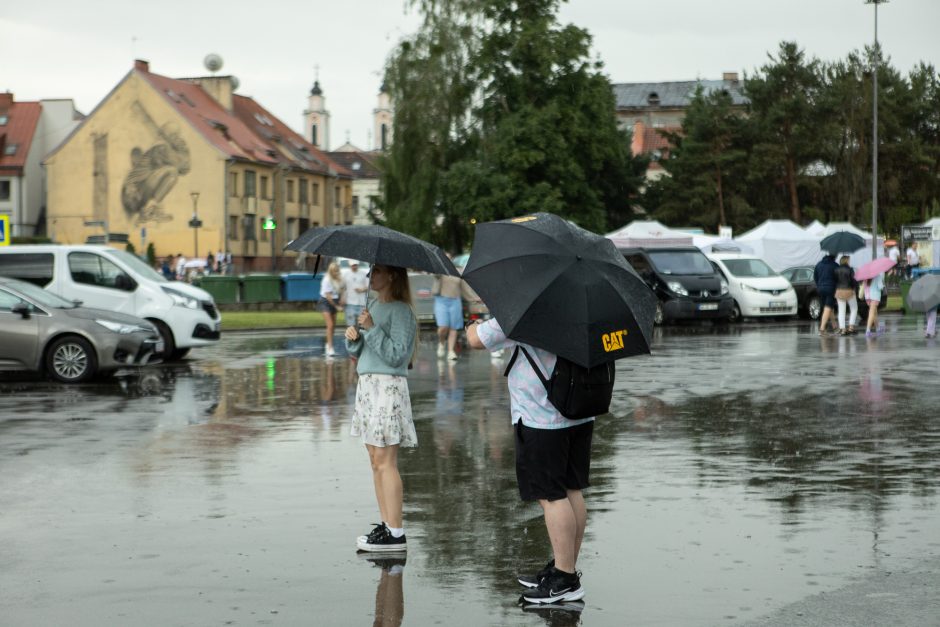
[105,249,167,282]
[723,259,778,278]
[8,279,77,309]
[648,251,714,275]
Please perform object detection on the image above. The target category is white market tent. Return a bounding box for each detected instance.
[923,217,940,228]
[606,220,694,248]
[735,219,822,271]
[693,234,754,255]
[805,220,826,237]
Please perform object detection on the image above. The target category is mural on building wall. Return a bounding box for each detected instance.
[121,101,190,224]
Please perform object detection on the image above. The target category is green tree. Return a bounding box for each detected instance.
[746,42,825,224]
[649,87,749,231]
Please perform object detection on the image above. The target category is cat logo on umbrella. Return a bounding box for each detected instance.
[602,329,628,352]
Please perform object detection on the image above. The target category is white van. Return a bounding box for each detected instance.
[0,245,220,360]
[706,252,798,322]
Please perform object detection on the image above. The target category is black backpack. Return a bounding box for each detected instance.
[504,346,615,420]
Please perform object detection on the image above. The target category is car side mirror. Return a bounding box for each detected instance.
[115,274,136,291]
[72,299,84,307]
[11,302,31,319]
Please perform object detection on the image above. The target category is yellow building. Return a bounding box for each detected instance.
[45,59,353,271]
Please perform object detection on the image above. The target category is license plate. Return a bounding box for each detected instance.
[769,301,786,307]
[698,303,718,311]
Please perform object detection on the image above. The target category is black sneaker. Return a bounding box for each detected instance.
[521,567,584,604]
[518,558,555,588]
[356,522,387,547]
[356,524,407,552]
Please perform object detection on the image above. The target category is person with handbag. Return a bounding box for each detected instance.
[834,255,859,335]
[345,265,418,552]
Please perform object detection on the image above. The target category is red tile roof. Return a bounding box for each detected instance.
[116,62,350,177]
[0,96,41,174]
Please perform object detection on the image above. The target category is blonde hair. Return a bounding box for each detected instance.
[326,262,343,292]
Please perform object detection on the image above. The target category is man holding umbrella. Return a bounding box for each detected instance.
[464,213,655,605]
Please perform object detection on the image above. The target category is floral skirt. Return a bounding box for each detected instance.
[350,374,418,448]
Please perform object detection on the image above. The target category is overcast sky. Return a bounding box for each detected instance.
[3,0,938,152]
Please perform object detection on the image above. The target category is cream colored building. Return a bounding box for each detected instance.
[45,60,352,271]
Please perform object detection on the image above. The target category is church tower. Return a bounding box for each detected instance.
[373,83,393,151]
[303,79,330,150]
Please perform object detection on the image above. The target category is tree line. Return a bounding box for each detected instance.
[377,1,940,248]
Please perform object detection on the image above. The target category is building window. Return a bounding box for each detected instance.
[287,180,295,202]
[229,215,240,240]
[0,115,7,125]
[299,178,308,204]
[311,124,318,146]
[381,123,388,150]
[230,172,239,197]
[299,218,309,234]
[0,180,10,201]
[3,144,17,156]
[287,217,298,240]
[244,170,257,198]
[352,196,360,212]
[243,214,257,241]
[312,183,320,205]
[260,176,269,199]
[334,186,341,209]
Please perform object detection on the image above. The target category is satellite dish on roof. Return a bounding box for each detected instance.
[230,76,240,91]
[204,53,224,73]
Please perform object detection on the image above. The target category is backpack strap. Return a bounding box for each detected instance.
[504,345,552,397]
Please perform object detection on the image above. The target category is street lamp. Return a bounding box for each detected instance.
[866,0,887,260]
[189,192,202,259]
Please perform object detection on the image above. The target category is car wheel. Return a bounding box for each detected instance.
[807,296,822,321]
[151,320,176,361]
[46,335,97,383]
[654,301,664,326]
[730,301,743,323]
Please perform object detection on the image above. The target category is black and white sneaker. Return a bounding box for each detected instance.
[518,558,555,588]
[356,524,407,552]
[356,522,388,548]
[521,567,585,604]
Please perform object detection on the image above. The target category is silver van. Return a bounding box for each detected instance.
[0,245,220,360]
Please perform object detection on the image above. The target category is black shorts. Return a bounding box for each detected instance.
[514,420,593,502]
[819,290,836,309]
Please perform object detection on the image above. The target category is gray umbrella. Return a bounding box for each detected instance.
[905,274,940,313]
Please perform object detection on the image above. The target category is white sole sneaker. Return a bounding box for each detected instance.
[522,585,585,604]
[356,538,407,552]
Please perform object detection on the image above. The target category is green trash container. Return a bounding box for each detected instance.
[900,280,913,315]
[241,274,283,303]
[199,275,240,304]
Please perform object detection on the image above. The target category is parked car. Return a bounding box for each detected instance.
[0,244,220,360]
[619,246,733,324]
[0,276,162,383]
[780,265,887,321]
[707,253,798,322]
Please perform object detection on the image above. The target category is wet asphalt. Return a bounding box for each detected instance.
[1,314,939,626]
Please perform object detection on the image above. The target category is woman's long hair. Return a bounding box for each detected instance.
[384,266,418,364]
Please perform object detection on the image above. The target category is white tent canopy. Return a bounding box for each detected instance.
[606,220,694,248]
[693,234,754,255]
[805,220,826,237]
[736,220,822,271]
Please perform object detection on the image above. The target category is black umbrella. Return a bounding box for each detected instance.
[462,213,656,368]
[285,224,459,276]
[820,231,866,254]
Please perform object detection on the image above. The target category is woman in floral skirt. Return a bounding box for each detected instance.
[345,265,418,552]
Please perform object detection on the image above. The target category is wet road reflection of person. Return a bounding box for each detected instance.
[363,555,406,627]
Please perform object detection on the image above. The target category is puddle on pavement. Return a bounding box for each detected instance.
[1,321,939,626]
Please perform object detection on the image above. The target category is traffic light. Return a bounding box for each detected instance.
[262,215,277,230]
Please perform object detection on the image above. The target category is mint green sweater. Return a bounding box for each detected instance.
[344,300,417,376]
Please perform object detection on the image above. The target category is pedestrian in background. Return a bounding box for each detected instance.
[834,255,858,335]
[174,253,187,281]
[318,262,345,357]
[161,257,174,281]
[345,265,418,552]
[341,259,370,326]
[433,271,475,361]
[814,254,838,335]
[467,319,590,604]
[862,271,885,337]
[906,242,920,279]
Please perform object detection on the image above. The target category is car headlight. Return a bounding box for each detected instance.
[96,319,149,334]
[720,280,729,295]
[742,283,762,293]
[162,286,199,309]
[666,281,689,296]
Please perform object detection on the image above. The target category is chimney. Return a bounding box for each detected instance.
[723,72,739,83]
[0,92,13,111]
[183,77,235,111]
[134,59,150,72]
